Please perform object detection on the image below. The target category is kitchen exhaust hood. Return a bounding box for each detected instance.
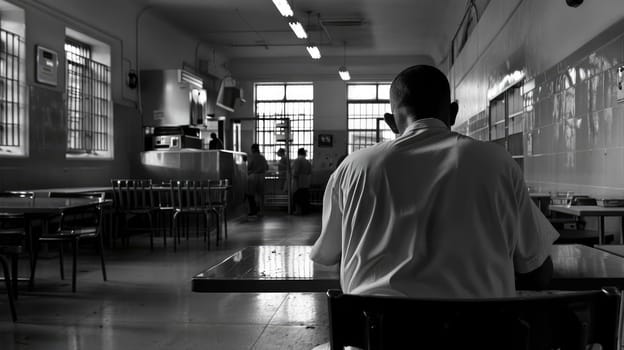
[141,69,208,127]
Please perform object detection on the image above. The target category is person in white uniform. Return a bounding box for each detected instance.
[311,65,558,299]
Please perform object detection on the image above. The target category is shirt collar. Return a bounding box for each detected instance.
[402,118,449,136]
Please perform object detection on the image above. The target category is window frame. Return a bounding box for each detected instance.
[0,26,26,157]
[254,82,314,162]
[64,35,113,159]
[346,82,393,154]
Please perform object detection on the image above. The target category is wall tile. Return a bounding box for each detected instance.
[575,79,589,116]
[535,96,554,127]
[589,73,605,112]
[604,147,624,189]
[575,114,590,151]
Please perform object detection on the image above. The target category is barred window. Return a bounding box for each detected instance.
[347,83,393,154]
[0,28,25,156]
[255,83,313,161]
[65,37,112,157]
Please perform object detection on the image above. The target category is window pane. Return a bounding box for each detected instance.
[377,84,391,100]
[256,85,285,101]
[348,85,377,100]
[286,84,313,100]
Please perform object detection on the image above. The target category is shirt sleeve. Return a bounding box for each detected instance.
[310,172,342,265]
[512,169,559,274]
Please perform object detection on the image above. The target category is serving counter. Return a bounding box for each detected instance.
[140,149,247,216]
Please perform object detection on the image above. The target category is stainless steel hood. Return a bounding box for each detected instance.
[140,69,206,127]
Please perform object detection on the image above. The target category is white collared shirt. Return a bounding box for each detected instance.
[311,118,558,298]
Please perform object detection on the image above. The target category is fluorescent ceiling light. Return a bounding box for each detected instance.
[288,20,307,39]
[306,45,321,59]
[272,0,293,17]
[338,66,351,81]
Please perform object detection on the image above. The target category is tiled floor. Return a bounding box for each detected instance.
[0,210,328,350]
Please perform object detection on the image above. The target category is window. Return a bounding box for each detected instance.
[347,83,393,154]
[65,36,112,158]
[489,83,524,157]
[0,25,26,156]
[255,83,313,161]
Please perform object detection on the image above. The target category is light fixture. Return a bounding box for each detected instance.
[306,45,321,59]
[272,0,293,17]
[288,19,307,39]
[338,66,350,81]
[338,41,350,80]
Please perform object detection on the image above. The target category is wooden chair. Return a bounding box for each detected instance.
[326,289,620,350]
[31,192,107,292]
[111,179,156,250]
[170,180,216,251]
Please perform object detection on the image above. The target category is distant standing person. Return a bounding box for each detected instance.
[276,148,289,192]
[247,143,268,216]
[208,132,223,150]
[292,148,312,215]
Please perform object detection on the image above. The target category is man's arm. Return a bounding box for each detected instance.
[515,256,553,290]
[310,173,342,265]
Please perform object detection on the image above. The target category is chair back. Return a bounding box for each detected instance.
[327,289,620,350]
[171,180,210,212]
[111,179,154,211]
[56,193,104,234]
[208,179,230,206]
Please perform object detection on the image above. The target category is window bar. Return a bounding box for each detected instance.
[3,30,7,147]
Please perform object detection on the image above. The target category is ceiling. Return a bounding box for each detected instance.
[133,0,474,65]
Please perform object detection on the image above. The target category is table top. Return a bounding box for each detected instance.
[549,204,624,216]
[192,244,624,292]
[27,186,112,194]
[0,197,109,214]
[529,193,552,198]
[192,245,340,292]
[593,245,624,258]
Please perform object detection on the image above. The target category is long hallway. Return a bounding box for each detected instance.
[0,211,328,350]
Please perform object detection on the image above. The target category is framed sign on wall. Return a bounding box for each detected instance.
[318,134,333,147]
[35,45,59,86]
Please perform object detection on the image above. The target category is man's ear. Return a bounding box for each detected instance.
[384,113,399,134]
[449,100,459,126]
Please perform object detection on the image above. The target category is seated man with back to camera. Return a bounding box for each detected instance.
[311,65,558,301]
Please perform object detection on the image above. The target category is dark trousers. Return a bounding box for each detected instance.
[293,188,310,214]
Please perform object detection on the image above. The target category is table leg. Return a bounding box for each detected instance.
[620,216,624,245]
[598,216,605,245]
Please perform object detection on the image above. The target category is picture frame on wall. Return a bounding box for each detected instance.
[318,134,333,147]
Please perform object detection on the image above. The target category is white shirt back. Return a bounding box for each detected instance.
[311,118,558,298]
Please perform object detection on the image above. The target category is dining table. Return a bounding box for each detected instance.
[192,244,624,293]
[0,196,111,288]
[549,204,624,245]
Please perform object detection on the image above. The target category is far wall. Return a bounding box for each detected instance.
[229,55,434,186]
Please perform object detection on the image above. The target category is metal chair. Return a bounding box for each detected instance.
[208,179,230,243]
[0,227,22,322]
[111,179,156,250]
[31,192,107,292]
[170,180,216,251]
[327,289,620,350]
[0,191,35,293]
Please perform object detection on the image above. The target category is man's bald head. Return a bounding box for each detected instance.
[390,65,457,128]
